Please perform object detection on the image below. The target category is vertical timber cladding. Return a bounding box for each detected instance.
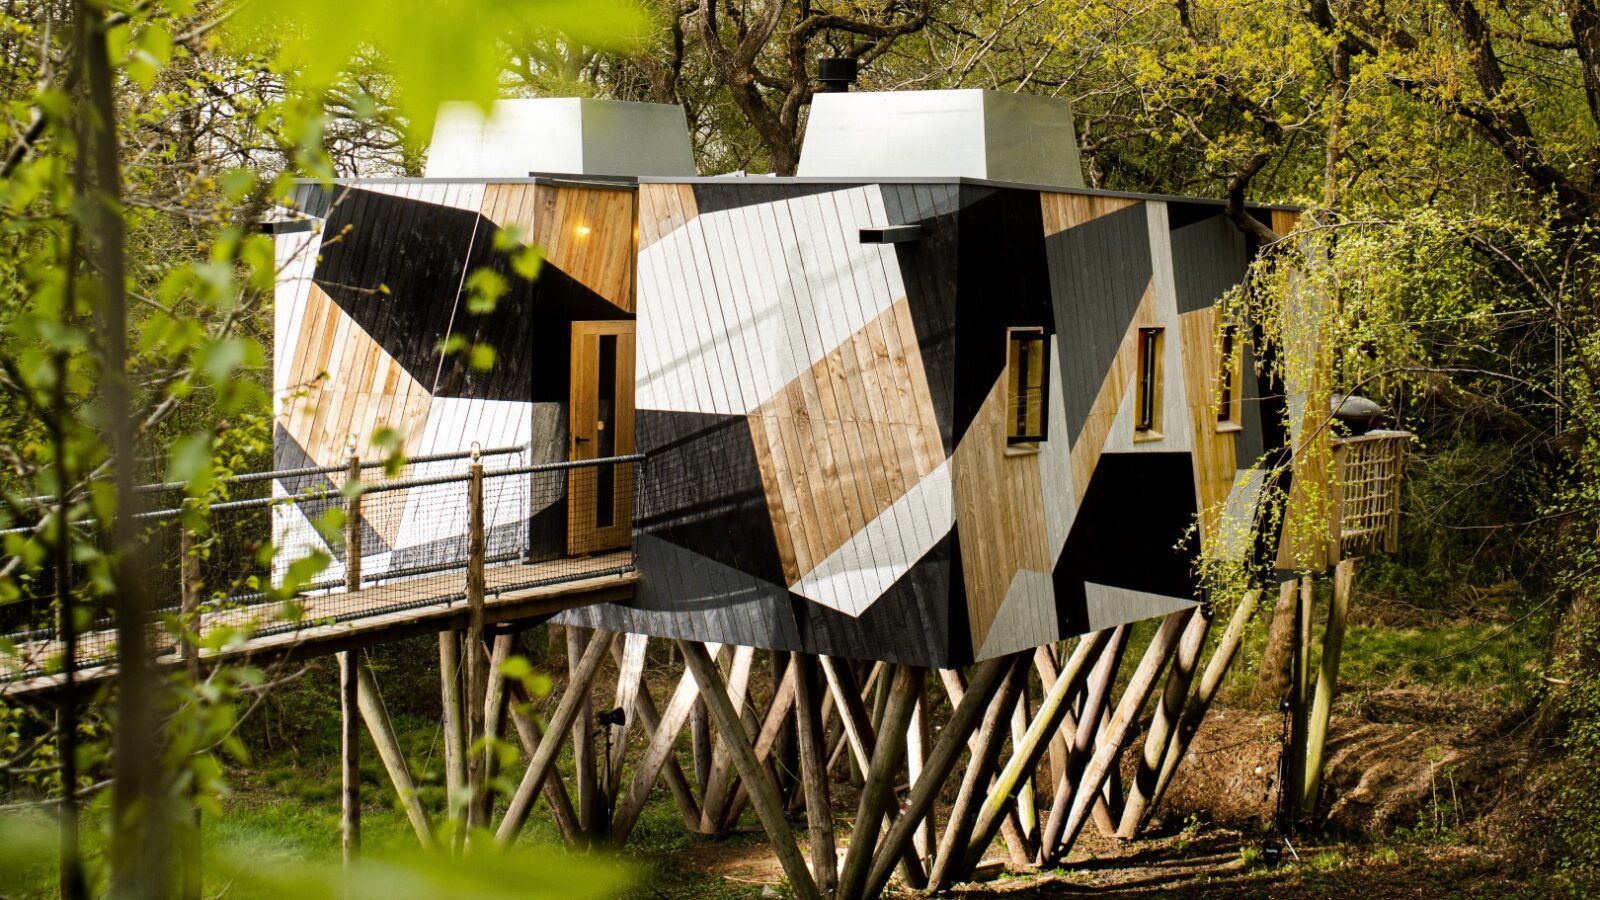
[950,186,1256,660]
[270,179,636,583]
[558,179,965,666]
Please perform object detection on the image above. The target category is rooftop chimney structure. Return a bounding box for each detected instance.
[424,98,697,178]
[797,88,1086,188]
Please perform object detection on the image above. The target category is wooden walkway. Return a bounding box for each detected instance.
[1,552,635,697]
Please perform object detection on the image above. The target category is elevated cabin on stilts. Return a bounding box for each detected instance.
[260,89,1407,894]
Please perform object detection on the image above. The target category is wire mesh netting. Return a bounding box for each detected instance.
[1,447,643,683]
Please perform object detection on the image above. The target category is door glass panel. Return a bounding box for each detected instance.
[595,334,617,528]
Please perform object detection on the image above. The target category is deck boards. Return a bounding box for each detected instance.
[1,553,634,695]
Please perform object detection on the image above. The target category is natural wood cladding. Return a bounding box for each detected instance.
[1069,281,1159,503]
[1039,192,1139,236]
[748,297,944,586]
[637,183,698,252]
[284,282,432,470]
[1179,306,1239,543]
[482,183,637,313]
[952,374,1052,656]
[1271,209,1301,237]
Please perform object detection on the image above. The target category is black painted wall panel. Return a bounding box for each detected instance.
[1054,452,1200,635]
[1045,202,1153,444]
[954,185,1055,447]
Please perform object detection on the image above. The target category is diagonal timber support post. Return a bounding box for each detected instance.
[608,636,702,836]
[867,655,1015,900]
[354,656,436,850]
[926,656,1031,891]
[1042,610,1190,866]
[612,643,727,842]
[793,653,837,896]
[506,679,582,847]
[1301,559,1355,816]
[720,658,799,831]
[1146,588,1263,816]
[496,629,613,846]
[836,664,924,900]
[1118,606,1212,837]
[439,630,466,848]
[959,629,1111,880]
[679,640,823,900]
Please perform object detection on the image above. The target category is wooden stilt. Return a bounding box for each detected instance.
[793,653,837,896]
[825,661,879,780]
[608,639,703,836]
[773,651,800,803]
[821,656,875,777]
[718,659,799,831]
[691,697,712,794]
[1286,576,1314,818]
[354,657,436,849]
[568,626,599,838]
[961,629,1110,878]
[609,633,649,798]
[1033,647,1071,798]
[179,524,202,900]
[907,686,935,869]
[867,656,1014,900]
[483,633,514,789]
[1042,611,1189,865]
[505,680,582,847]
[1118,606,1212,837]
[1302,559,1354,815]
[464,459,488,831]
[613,644,728,842]
[1010,681,1039,844]
[495,630,613,846]
[1093,705,1123,838]
[927,657,1030,891]
[699,645,756,833]
[679,640,823,900]
[1146,588,1262,815]
[338,651,360,865]
[1040,625,1128,856]
[836,665,922,900]
[439,630,466,841]
[937,669,1033,869]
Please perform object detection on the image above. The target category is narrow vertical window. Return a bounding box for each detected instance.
[1007,327,1049,446]
[1217,322,1243,430]
[1135,326,1164,437]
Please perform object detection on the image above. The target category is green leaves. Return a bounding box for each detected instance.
[229,0,648,148]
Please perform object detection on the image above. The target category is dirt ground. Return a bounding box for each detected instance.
[658,820,1561,899]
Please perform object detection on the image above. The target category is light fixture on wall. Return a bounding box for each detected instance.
[576,224,593,237]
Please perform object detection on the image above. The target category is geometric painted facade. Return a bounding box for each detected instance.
[273,175,1300,668]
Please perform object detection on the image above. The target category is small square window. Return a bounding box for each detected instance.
[1007,328,1050,445]
[1135,326,1164,438]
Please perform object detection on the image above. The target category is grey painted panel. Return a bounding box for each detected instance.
[1082,582,1197,633]
[1170,215,1249,314]
[1046,203,1153,445]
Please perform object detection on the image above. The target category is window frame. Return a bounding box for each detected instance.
[1216,321,1244,433]
[1005,326,1050,449]
[1134,326,1165,440]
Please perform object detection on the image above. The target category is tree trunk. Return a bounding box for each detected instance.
[1252,579,1300,706]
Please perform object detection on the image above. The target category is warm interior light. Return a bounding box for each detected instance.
[576,225,592,236]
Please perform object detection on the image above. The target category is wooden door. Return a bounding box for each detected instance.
[568,321,636,554]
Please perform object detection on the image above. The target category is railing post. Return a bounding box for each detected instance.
[338,649,361,866]
[465,444,488,833]
[344,447,361,594]
[178,519,202,900]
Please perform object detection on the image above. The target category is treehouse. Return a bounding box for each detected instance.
[268,90,1375,671]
